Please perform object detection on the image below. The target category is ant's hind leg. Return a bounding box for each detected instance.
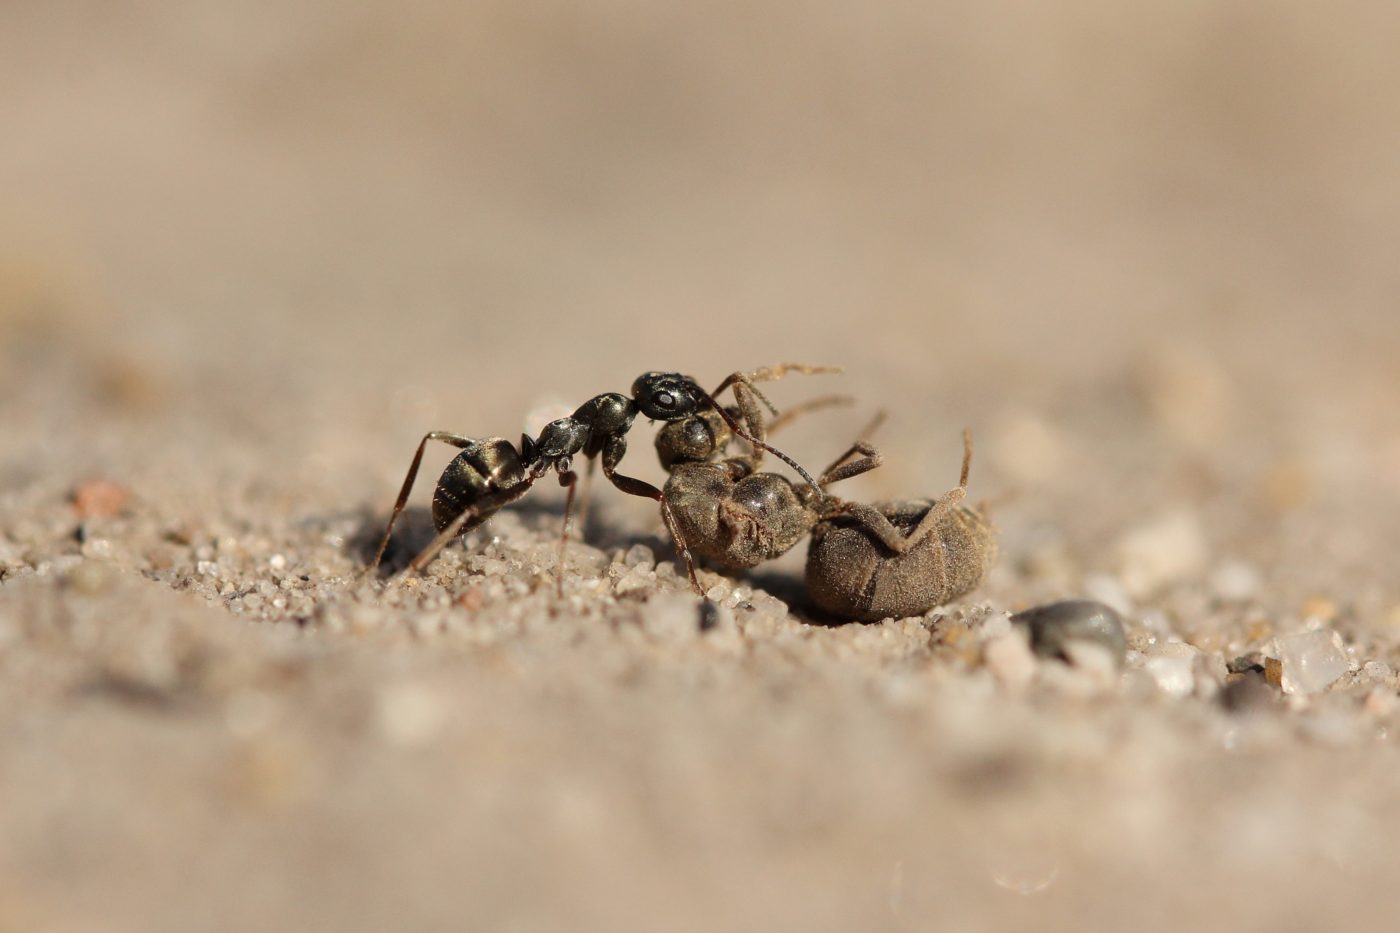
[366,431,476,575]
[842,430,974,555]
[406,505,480,576]
[836,488,968,557]
[403,478,538,577]
[818,441,884,489]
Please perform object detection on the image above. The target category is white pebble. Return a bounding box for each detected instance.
[1361,660,1394,683]
[975,610,1013,642]
[1272,629,1349,695]
[1142,642,1201,697]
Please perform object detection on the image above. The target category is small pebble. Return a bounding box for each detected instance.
[1360,660,1394,684]
[1220,673,1278,715]
[71,479,130,520]
[1271,629,1349,695]
[1142,642,1201,697]
[1227,653,1266,675]
[1013,600,1128,669]
[622,544,654,569]
[698,598,722,633]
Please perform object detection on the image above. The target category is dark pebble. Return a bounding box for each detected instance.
[1220,672,1279,714]
[1012,599,1128,667]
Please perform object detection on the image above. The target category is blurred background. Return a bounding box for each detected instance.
[4,0,1399,474]
[5,0,1399,589]
[3,2,1400,929]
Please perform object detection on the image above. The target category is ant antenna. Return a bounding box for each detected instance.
[705,392,820,489]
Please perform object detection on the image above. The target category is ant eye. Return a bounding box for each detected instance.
[656,392,675,409]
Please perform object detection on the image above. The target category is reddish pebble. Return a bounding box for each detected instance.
[71,479,129,520]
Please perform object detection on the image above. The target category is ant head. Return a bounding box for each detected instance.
[654,409,731,469]
[632,372,705,421]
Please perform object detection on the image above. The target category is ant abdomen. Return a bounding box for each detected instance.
[805,500,996,622]
[430,437,528,534]
[665,462,816,570]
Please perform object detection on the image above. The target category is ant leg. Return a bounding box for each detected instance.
[600,436,702,593]
[402,477,538,576]
[572,456,598,540]
[818,441,884,489]
[833,430,975,555]
[406,505,481,575]
[708,402,821,489]
[833,490,967,556]
[366,431,476,575]
[709,363,843,401]
[766,394,854,436]
[555,467,579,598]
[711,364,843,467]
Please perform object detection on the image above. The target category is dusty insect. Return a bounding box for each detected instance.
[364,364,835,594]
[657,388,876,571]
[803,429,997,622]
[658,390,996,621]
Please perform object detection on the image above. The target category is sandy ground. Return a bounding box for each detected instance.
[3,3,1400,930]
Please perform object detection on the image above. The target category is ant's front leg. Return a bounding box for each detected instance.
[555,465,579,598]
[709,363,843,465]
[599,435,702,594]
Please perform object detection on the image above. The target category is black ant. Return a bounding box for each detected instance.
[364,365,834,594]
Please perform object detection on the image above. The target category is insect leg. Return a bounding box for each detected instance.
[766,394,855,436]
[403,477,537,576]
[366,431,477,575]
[572,456,598,540]
[818,441,884,489]
[600,435,702,593]
[555,466,579,598]
[839,430,975,555]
